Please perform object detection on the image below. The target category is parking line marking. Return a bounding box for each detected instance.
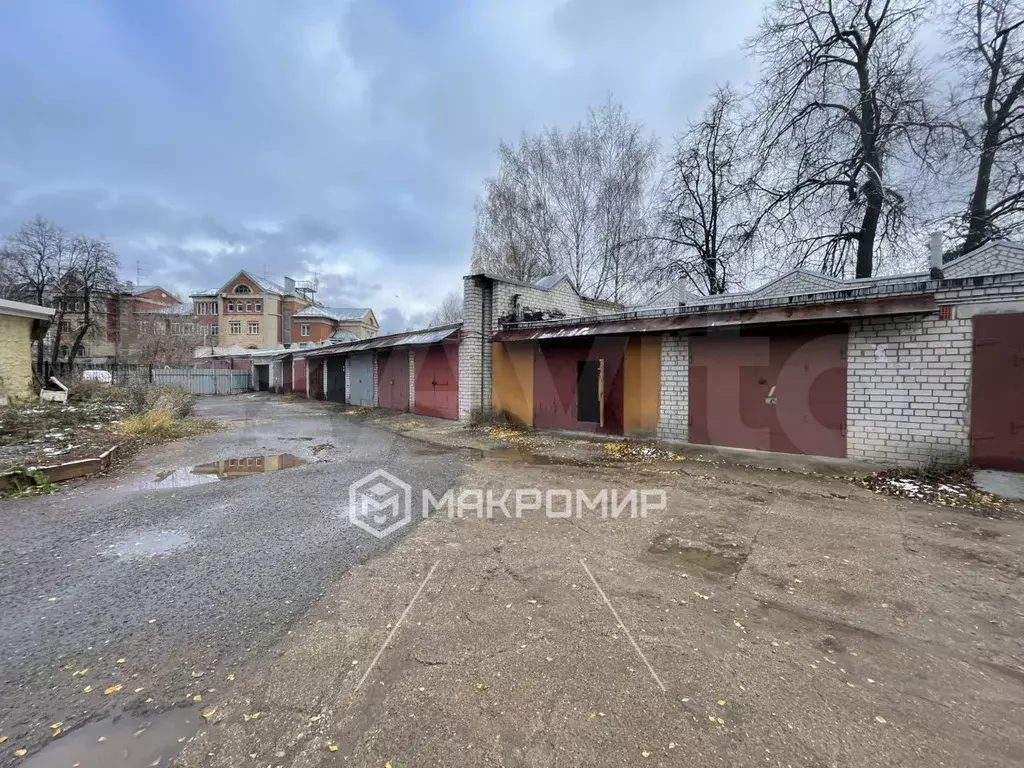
[580,559,666,692]
[356,559,442,691]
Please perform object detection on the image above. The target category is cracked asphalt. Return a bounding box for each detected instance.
[0,395,470,766]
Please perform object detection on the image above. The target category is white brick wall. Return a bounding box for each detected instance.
[459,276,484,420]
[944,242,1024,279]
[344,357,350,403]
[657,334,688,442]
[491,279,592,321]
[847,314,972,466]
[408,349,416,410]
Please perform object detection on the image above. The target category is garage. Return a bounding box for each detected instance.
[325,357,345,403]
[533,338,626,434]
[414,343,459,420]
[279,354,293,394]
[293,358,307,397]
[971,313,1024,471]
[254,364,270,392]
[307,358,325,400]
[689,327,847,458]
[376,349,410,412]
[349,353,374,406]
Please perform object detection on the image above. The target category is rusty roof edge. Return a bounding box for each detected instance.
[493,294,938,342]
[298,322,463,358]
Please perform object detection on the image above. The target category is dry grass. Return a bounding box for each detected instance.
[118,409,220,441]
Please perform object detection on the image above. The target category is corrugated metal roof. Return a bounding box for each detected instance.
[293,305,371,321]
[533,274,566,290]
[302,323,462,358]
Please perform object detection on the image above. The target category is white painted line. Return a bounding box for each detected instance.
[355,559,442,691]
[580,559,666,692]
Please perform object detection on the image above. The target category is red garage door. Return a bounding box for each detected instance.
[533,338,626,434]
[377,349,410,412]
[414,344,459,420]
[308,359,325,400]
[971,314,1024,471]
[689,328,847,457]
[294,359,307,397]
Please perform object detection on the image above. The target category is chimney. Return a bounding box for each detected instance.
[929,232,944,279]
[283,276,295,294]
[677,276,689,306]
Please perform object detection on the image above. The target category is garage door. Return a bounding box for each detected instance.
[293,359,307,397]
[533,338,626,434]
[414,344,459,420]
[971,314,1024,471]
[377,349,410,412]
[349,353,374,406]
[689,328,847,457]
[307,359,324,400]
[325,357,345,403]
[280,356,293,394]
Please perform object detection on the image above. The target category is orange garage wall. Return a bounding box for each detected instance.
[492,341,534,426]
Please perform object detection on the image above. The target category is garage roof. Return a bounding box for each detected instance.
[298,323,462,358]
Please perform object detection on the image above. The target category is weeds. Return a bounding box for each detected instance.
[1,466,59,498]
[119,409,219,441]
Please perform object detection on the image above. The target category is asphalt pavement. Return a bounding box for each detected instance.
[0,395,471,766]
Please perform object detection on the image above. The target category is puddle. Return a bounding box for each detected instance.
[108,529,194,560]
[647,534,748,576]
[22,707,201,768]
[138,453,306,490]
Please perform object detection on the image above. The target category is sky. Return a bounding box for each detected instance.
[0,0,766,333]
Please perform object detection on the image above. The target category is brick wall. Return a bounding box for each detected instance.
[344,357,350,403]
[944,242,1024,279]
[847,315,972,466]
[459,276,484,420]
[408,349,416,410]
[657,334,688,442]
[0,315,35,404]
[491,279,592,322]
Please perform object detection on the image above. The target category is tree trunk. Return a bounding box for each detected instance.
[856,174,884,279]
[963,125,1001,254]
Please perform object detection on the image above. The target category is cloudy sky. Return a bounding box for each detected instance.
[0,0,765,332]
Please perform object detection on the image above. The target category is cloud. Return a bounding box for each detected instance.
[0,0,766,334]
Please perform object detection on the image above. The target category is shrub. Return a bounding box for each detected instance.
[120,409,176,439]
[66,378,122,403]
[119,382,196,417]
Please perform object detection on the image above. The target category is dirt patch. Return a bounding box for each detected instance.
[646,533,747,577]
[0,401,126,469]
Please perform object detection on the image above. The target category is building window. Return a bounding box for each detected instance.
[213,302,219,314]
[300,323,310,337]
[229,320,242,334]
[210,324,219,337]
[234,285,252,293]
[248,321,260,335]
[226,301,234,313]
[60,320,71,333]
[254,301,262,313]
[245,301,253,313]
[74,301,83,312]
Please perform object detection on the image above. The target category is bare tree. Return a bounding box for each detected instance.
[750,0,931,278]
[655,86,757,295]
[472,100,660,302]
[63,237,120,368]
[125,308,206,366]
[428,290,463,326]
[946,0,1024,252]
[0,217,75,382]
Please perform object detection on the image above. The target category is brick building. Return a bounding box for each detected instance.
[191,271,377,350]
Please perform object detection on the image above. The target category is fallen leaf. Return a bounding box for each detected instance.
[874,716,887,724]
[83,685,93,693]
[191,671,204,678]
[47,597,57,602]
[14,748,26,757]
[62,664,74,670]
[0,736,6,744]
[49,723,63,730]
[97,736,106,742]
[104,684,123,695]
[717,700,725,706]
[641,751,651,758]
[226,673,235,681]
[116,658,126,664]
[243,712,261,722]
[192,695,202,703]
[328,744,338,752]
[201,707,217,720]
[148,619,156,624]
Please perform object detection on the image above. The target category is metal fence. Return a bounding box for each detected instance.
[49,363,252,395]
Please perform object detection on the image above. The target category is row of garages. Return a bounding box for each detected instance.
[252,324,461,420]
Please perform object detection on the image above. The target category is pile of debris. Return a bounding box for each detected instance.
[603,441,686,463]
[859,467,1007,512]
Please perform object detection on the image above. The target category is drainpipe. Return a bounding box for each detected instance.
[929,232,945,280]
